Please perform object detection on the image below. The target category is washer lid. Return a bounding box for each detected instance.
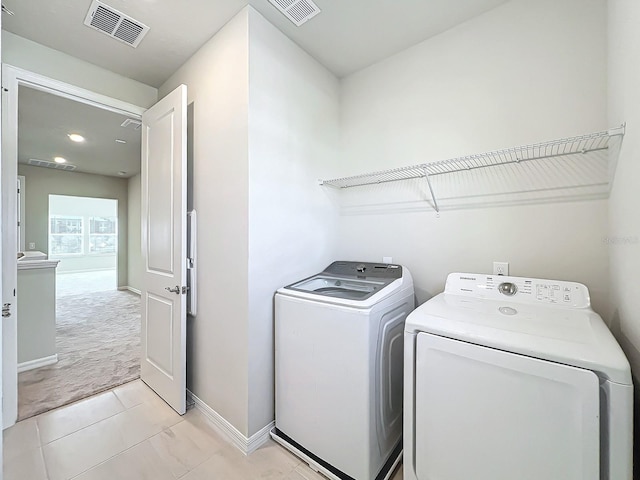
[287,275,387,300]
[406,274,632,385]
[281,261,406,303]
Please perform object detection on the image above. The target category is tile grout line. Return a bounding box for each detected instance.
[38,391,137,446]
[35,420,53,480]
[38,445,51,480]
[40,397,186,479]
[147,423,221,480]
[111,387,130,410]
[63,419,187,480]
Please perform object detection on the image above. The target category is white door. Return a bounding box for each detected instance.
[141,84,188,415]
[415,332,600,480]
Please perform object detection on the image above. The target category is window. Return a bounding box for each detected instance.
[50,216,83,255]
[89,217,117,254]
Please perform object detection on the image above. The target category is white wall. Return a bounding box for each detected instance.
[607,2,640,452]
[246,8,341,434]
[127,175,142,291]
[2,31,157,108]
[160,9,251,435]
[336,0,610,314]
[159,6,341,437]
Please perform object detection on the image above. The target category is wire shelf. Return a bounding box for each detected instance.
[320,125,625,190]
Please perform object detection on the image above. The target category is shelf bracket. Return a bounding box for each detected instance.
[608,123,626,137]
[423,167,439,213]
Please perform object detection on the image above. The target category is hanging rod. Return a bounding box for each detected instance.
[320,125,625,189]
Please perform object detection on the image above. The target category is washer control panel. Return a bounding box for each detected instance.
[445,273,590,308]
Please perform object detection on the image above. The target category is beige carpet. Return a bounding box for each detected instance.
[18,290,141,420]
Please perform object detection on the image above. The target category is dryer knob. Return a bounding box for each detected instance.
[498,282,518,296]
[356,264,366,273]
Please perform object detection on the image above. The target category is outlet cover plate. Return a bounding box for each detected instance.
[493,261,509,276]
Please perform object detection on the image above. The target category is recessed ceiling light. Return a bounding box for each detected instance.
[115,139,127,144]
[68,133,85,143]
[54,157,67,164]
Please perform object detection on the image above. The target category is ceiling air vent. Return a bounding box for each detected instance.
[28,159,77,171]
[121,118,142,130]
[83,0,149,48]
[268,0,321,26]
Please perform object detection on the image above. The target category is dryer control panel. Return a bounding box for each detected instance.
[445,273,590,308]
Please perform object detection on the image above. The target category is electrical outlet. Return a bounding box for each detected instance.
[383,256,393,264]
[28,242,35,250]
[493,261,509,276]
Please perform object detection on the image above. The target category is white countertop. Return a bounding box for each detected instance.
[17,259,60,270]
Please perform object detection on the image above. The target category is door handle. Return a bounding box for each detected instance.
[165,286,189,295]
[2,303,11,318]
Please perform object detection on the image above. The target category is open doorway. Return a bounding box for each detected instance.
[12,84,144,420]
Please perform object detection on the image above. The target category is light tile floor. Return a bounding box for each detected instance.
[4,380,404,480]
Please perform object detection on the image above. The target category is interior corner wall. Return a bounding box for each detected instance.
[1,31,157,108]
[246,7,341,436]
[607,1,640,388]
[159,9,251,436]
[127,174,142,291]
[336,0,610,313]
[18,164,129,287]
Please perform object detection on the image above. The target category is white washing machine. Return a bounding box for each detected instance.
[272,261,415,480]
[404,273,633,480]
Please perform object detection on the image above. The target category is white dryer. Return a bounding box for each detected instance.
[272,261,415,480]
[404,273,633,480]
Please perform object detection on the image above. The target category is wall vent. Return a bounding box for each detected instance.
[268,0,321,26]
[28,159,77,171]
[83,0,149,48]
[121,118,142,130]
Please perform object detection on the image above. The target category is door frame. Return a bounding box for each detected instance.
[1,64,146,428]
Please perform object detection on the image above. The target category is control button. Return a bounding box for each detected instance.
[499,306,518,316]
[553,285,560,290]
[498,282,518,296]
[564,287,571,292]
[356,264,366,273]
[564,294,571,302]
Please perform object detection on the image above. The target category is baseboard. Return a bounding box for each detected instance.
[187,389,274,455]
[247,421,276,454]
[18,354,58,373]
[118,286,141,295]
[57,268,116,274]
